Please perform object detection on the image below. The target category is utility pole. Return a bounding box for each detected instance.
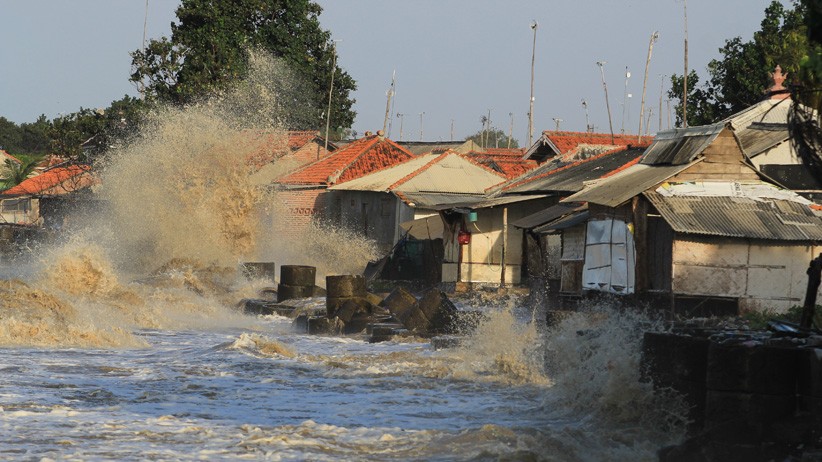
[659,74,664,133]
[451,119,455,141]
[396,113,405,141]
[582,99,592,133]
[508,112,514,148]
[645,106,654,136]
[666,99,672,129]
[683,0,689,128]
[552,118,563,131]
[597,61,615,144]
[419,112,425,141]
[621,67,630,134]
[324,39,341,155]
[528,21,538,146]
[382,70,395,135]
[638,31,659,143]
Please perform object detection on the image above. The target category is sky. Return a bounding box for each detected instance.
[1,0,786,146]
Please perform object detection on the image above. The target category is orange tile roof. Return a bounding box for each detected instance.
[2,165,93,196]
[277,135,413,186]
[287,131,321,150]
[483,147,527,156]
[465,152,539,179]
[542,130,646,155]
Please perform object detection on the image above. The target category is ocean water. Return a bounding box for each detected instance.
[0,258,686,461]
[0,52,686,460]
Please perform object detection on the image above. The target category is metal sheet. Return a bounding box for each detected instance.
[581,218,635,294]
[511,202,586,229]
[563,162,697,207]
[645,191,822,241]
[506,148,644,193]
[640,124,724,165]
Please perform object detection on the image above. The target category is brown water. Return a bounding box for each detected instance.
[0,52,686,460]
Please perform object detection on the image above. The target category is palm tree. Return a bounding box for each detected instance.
[1,158,40,191]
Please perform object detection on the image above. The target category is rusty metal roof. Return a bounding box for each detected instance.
[511,202,586,229]
[394,191,485,208]
[644,191,822,241]
[640,123,725,165]
[430,194,548,212]
[562,161,698,207]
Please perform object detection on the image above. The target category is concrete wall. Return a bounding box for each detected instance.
[672,236,822,312]
[331,190,414,253]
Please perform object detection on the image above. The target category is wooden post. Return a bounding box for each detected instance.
[501,207,508,288]
[800,253,822,329]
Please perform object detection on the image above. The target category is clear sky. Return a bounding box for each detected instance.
[1,0,785,146]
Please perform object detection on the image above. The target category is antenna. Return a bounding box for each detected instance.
[552,118,563,131]
[596,61,615,144]
[621,67,630,134]
[638,31,659,143]
[659,74,664,132]
[419,112,425,141]
[528,20,538,146]
[582,99,592,133]
[508,112,514,148]
[396,113,405,141]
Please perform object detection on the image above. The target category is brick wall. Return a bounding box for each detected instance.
[274,187,330,238]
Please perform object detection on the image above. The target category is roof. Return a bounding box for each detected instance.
[328,154,439,191]
[277,135,413,186]
[500,146,644,194]
[2,165,93,196]
[640,123,725,165]
[390,151,506,195]
[1,150,21,165]
[524,130,646,163]
[733,122,790,159]
[511,202,587,229]
[397,140,479,156]
[562,161,699,207]
[534,210,590,234]
[429,194,548,212]
[394,191,487,208]
[465,151,538,179]
[644,185,822,241]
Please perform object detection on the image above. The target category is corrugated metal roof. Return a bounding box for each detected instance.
[430,194,548,212]
[534,210,590,234]
[504,147,644,194]
[562,162,698,207]
[725,98,792,128]
[328,154,439,191]
[392,153,506,195]
[734,122,790,158]
[395,191,485,208]
[511,202,586,229]
[644,191,822,241]
[640,123,725,165]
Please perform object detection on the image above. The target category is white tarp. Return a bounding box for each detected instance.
[582,218,635,294]
[655,181,811,205]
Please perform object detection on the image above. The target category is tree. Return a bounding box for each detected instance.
[130,0,356,133]
[0,157,40,191]
[791,0,822,182]
[0,115,51,156]
[669,1,808,126]
[465,127,519,149]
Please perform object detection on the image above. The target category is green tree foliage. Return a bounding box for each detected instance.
[0,157,40,191]
[669,1,808,126]
[130,0,356,133]
[50,96,146,163]
[465,127,519,149]
[0,115,51,156]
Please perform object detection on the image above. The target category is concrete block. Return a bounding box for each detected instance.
[280,265,316,286]
[326,275,367,298]
[277,283,314,302]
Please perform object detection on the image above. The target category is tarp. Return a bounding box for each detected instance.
[582,218,635,294]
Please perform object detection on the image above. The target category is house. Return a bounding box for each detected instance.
[556,120,822,315]
[0,164,95,229]
[397,140,481,156]
[328,150,515,284]
[273,133,414,236]
[247,130,336,185]
[523,130,644,164]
